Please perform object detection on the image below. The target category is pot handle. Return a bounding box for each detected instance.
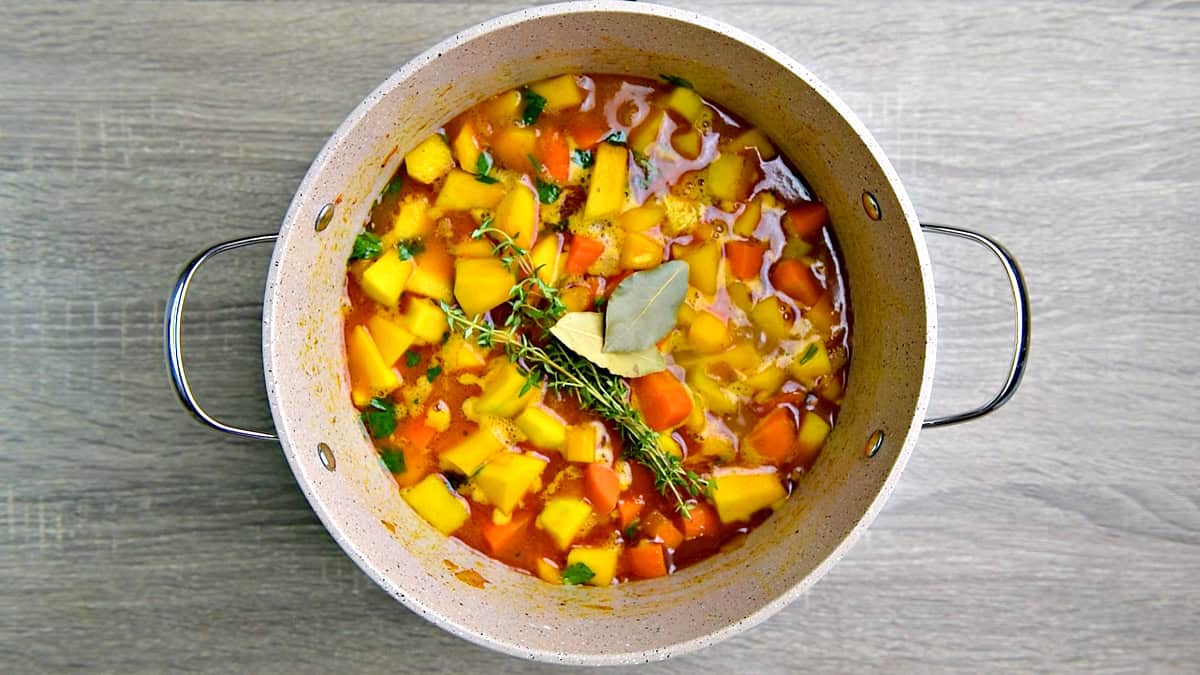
[919,223,1031,428]
[164,234,280,441]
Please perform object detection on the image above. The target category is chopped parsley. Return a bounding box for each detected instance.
[474,151,499,184]
[623,519,640,541]
[379,448,406,474]
[592,296,607,310]
[660,73,694,89]
[535,178,561,205]
[425,365,443,383]
[349,232,383,261]
[396,238,425,261]
[798,343,819,365]
[602,130,627,146]
[404,350,421,368]
[382,175,404,196]
[571,148,594,168]
[361,397,397,439]
[521,88,547,126]
[561,562,595,585]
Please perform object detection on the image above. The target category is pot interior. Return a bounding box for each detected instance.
[263,1,934,664]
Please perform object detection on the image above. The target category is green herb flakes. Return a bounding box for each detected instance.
[396,238,425,261]
[361,397,397,439]
[521,88,547,126]
[623,519,640,541]
[561,562,595,585]
[535,178,561,205]
[660,73,694,89]
[380,448,406,473]
[602,130,627,146]
[572,148,594,168]
[425,365,443,382]
[350,232,383,261]
[382,175,404,196]
[474,151,499,184]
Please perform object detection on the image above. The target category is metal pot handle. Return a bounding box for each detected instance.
[164,234,280,441]
[920,223,1031,428]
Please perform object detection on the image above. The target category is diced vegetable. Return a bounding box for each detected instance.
[630,371,694,431]
[780,237,813,260]
[566,545,619,586]
[347,325,401,406]
[535,127,570,183]
[475,361,537,417]
[782,201,829,239]
[630,110,665,154]
[483,90,522,125]
[620,231,665,270]
[789,340,833,382]
[492,127,537,172]
[359,253,413,308]
[424,403,451,433]
[366,315,415,366]
[710,469,786,524]
[642,511,684,550]
[584,143,628,220]
[687,310,731,354]
[714,342,761,373]
[537,497,593,549]
[480,511,532,556]
[686,368,738,415]
[494,183,538,250]
[683,241,722,295]
[529,234,565,285]
[564,423,598,463]
[730,128,777,160]
[567,115,608,150]
[797,411,831,457]
[680,502,718,540]
[529,74,584,112]
[388,196,433,242]
[618,204,665,232]
[671,128,702,160]
[514,406,567,450]
[405,262,454,303]
[440,334,488,372]
[564,235,605,275]
[745,364,787,397]
[435,169,507,211]
[617,498,643,530]
[733,197,762,237]
[805,294,836,335]
[742,406,799,466]
[400,414,439,450]
[626,541,668,579]
[403,474,469,534]
[707,152,753,203]
[535,557,561,584]
[439,427,504,475]
[405,134,454,184]
[749,296,794,340]
[770,259,823,306]
[402,297,448,344]
[663,86,704,122]
[475,452,548,513]
[725,240,766,280]
[657,432,683,458]
[451,121,481,172]
[560,283,594,313]
[662,194,701,236]
[584,463,621,515]
[454,257,516,316]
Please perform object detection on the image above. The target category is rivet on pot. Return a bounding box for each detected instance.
[317,442,336,471]
[865,430,884,457]
[861,191,882,221]
[315,203,335,232]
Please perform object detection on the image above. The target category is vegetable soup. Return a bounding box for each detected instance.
[342,73,850,586]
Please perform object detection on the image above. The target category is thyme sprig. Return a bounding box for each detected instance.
[469,219,566,330]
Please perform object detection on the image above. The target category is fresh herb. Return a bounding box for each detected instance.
[546,220,570,233]
[396,238,425,261]
[572,148,594,168]
[602,130,627,146]
[468,221,567,326]
[632,150,657,190]
[798,343,819,365]
[660,73,694,89]
[593,296,607,310]
[361,397,397,439]
[561,562,595,585]
[404,350,421,368]
[425,365,443,382]
[474,151,499,184]
[535,178,561,205]
[382,175,404,196]
[380,448,406,473]
[521,88,547,126]
[350,232,383,261]
[550,311,666,377]
[623,519,640,541]
[602,260,690,353]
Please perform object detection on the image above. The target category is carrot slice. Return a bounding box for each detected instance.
[617,498,644,530]
[742,406,799,465]
[480,512,533,556]
[630,371,693,431]
[642,511,684,550]
[770,259,824,306]
[536,128,570,183]
[567,115,609,149]
[564,235,606,275]
[783,201,829,239]
[725,240,767,280]
[584,463,621,515]
[626,541,668,579]
[680,501,719,540]
[400,415,438,451]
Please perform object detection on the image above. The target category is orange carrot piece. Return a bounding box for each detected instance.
[626,541,668,579]
[743,406,799,465]
[400,415,438,451]
[630,371,693,431]
[770,259,824,306]
[783,201,829,239]
[584,463,621,515]
[617,498,644,530]
[568,116,609,149]
[642,511,684,550]
[680,502,719,540]
[725,240,767,280]
[564,235,606,275]
[536,128,570,183]
[480,512,533,556]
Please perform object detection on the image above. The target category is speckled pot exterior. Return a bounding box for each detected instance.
[261,1,935,665]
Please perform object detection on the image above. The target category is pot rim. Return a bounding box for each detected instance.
[261,0,935,665]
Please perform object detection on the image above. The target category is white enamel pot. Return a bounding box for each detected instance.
[164,1,1030,665]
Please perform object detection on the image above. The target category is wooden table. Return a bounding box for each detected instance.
[3,1,1197,671]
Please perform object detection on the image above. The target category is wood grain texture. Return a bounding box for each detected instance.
[1,0,1197,672]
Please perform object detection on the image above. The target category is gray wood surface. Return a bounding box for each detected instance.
[2,0,1197,672]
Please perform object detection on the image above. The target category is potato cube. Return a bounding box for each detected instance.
[405,262,454,303]
[707,152,752,202]
[366,315,415,366]
[733,196,762,237]
[475,361,537,417]
[584,143,628,221]
[403,474,469,534]
[671,128,702,160]
[687,310,731,353]
[798,411,831,453]
[347,325,401,406]
[387,196,433,242]
[402,297,448,344]
[515,406,567,450]
[745,364,787,397]
[360,253,413,308]
[730,128,777,160]
[749,296,794,340]
[618,204,666,232]
[529,233,565,286]
[709,469,786,524]
[535,557,561,584]
[683,241,722,295]
[452,121,481,172]
[630,110,665,155]
[474,452,548,513]
[714,342,761,374]
[491,127,537,172]
[536,497,593,550]
[435,169,507,211]
[405,134,454,184]
[440,334,488,373]
[454,257,515,317]
[685,369,738,415]
[619,231,665,270]
[439,427,505,475]
[566,545,619,586]
[529,74,584,112]
[494,183,537,250]
[564,423,598,463]
[663,86,704,122]
[789,340,833,383]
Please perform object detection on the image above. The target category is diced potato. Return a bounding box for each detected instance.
[715,342,761,373]
[663,86,704,122]
[620,231,664,270]
[536,557,561,584]
[745,364,787,398]
[676,304,696,328]
[484,90,522,124]
[402,297,448,344]
[529,234,565,285]
[730,128,777,160]
[798,411,831,453]
[403,474,470,534]
[686,369,738,415]
[560,284,594,313]
[618,204,665,232]
[476,361,537,417]
[435,169,507,211]
[360,253,413,308]
[789,340,833,382]
[683,241,722,295]
[662,194,702,236]
[452,121,482,172]
[749,296,794,340]
[584,143,628,221]
[454,257,515,317]
[441,334,489,372]
[347,325,401,406]
[630,110,665,155]
[426,400,451,432]
[566,545,619,586]
[366,315,415,366]
[709,469,786,524]
[671,128,702,160]
[727,282,754,314]
[537,497,593,550]
[439,427,505,475]
[805,295,837,336]
[781,237,813,260]
[658,432,683,459]
[494,183,537,250]
[405,262,454,303]
[387,196,433,242]
[475,452,548,513]
[687,310,731,353]
[698,433,735,461]
[733,196,762,237]
[707,152,753,203]
[492,127,537,172]
[405,134,455,184]
[529,74,584,112]
[564,423,598,463]
[515,406,567,450]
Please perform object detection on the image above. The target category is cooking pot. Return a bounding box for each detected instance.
[163,1,1030,664]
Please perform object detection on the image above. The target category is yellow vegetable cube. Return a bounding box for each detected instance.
[439,427,505,475]
[452,121,482,172]
[403,474,469,534]
[484,90,522,124]
[745,364,787,397]
[426,400,451,432]
[676,304,696,328]
[710,469,786,524]
[699,433,735,461]
[492,127,536,172]
[733,196,762,237]
[564,423,598,463]
[683,241,722,295]
[727,282,754,314]
[730,128,777,159]
[441,334,488,372]
[515,406,567,450]
[671,128,702,160]
[435,169,507,212]
[537,497,593,550]
[620,231,665,270]
[529,233,565,286]
[535,557,561,584]
[360,253,413,308]
[366,315,415,366]
[402,297,448,344]
[798,412,831,452]
[450,236,495,258]
[494,183,537,250]
[658,432,683,459]
[662,194,702,236]
[566,545,619,586]
[749,296,794,340]
[387,196,433,242]
[630,110,665,154]
[454,257,515,317]
[618,204,666,232]
[405,262,453,303]
[789,341,833,382]
[560,285,594,313]
[584,143,628,221]
[475,452,548,513]
[347,325,401,406]
[405,134,455,184]
[687,310,731,353]
[529,74,584,112]
[686,369,738,415]
[714,342,762,374]
[707,152,752,203]
[476,361,537,417]
[663,86,705,122]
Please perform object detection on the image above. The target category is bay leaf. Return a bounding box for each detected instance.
[602,260,690,353]
[550,312,667,378]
